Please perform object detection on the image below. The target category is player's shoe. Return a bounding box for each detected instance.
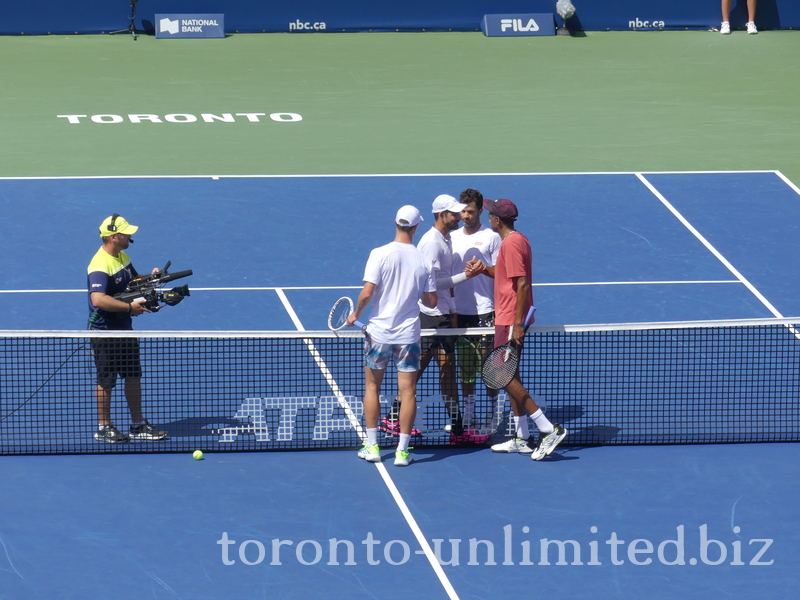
[380,417,400,434]
[444,417,464,436]
[490,437,535,453]
[531,425,568,461]
[129,420,168,440]
[720,21,731,34]
[746,21,758,34]
[358,443,381,462]
[94,424,130,443]
[394,450,413,467]
[449,429,490,446]
[380,418,422,436]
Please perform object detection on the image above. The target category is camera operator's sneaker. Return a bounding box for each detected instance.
[129,420,168,440]
[720,21,730,34]
[94,424,129,443]
[394,449,413,467]
[358,443,381,462]
[746,21,758,34]
[531,425,567,461]
[491,437,535,453]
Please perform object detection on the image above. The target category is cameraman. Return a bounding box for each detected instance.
[87,214,168,443]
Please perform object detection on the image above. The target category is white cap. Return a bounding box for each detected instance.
[432,194,467,214]
[395,205,424,227]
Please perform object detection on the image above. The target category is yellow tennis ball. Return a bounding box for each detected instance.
[193,450,204,460]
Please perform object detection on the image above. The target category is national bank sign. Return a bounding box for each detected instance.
[155,14,225,38]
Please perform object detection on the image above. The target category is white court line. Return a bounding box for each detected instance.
[374,463,460,600]
[275,288,364,437]
[0,169,785,180]
[636,173,785,318]
[0,281,740,294]
[277,289,461,600]
[775,170,800,196]
[534,280,739,287]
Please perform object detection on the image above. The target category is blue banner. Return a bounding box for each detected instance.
[481,13,555,37]
[3,1,800,35]
[154,14,224,38]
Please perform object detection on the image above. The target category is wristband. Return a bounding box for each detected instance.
[127,304,132,315]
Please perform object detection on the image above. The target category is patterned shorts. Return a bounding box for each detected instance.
[364,338,421,372]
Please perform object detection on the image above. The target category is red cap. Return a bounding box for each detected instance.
[483,198,518,220]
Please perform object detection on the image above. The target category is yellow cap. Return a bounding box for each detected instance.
[99,214,138,238]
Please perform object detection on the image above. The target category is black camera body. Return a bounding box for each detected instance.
[114,261,193,313]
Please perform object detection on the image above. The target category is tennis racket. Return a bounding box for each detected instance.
[327,297,366,332]
[455,336,481,384]
[481,306,536,390]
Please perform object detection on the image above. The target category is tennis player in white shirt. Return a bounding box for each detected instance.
[451,189,502,428]
[348,205,437,467]
[416,194,483,435]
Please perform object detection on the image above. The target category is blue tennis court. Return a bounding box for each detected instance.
[1,171,799,599]
[2,170,800,328]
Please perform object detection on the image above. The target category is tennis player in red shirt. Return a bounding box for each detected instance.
[473,199,567,460]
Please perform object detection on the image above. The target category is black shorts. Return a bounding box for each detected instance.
[457,312,495,350]
[456,312,494,329]
[91,337,142,388]
[420,312,456,354]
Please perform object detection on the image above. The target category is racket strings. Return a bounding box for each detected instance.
[482,345,520,390]
[328,297,354,331]
[330,304,350,329]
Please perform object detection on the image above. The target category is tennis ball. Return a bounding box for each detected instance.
[193,450,204,460]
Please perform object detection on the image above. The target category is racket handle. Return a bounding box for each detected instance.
[509,306,536,340]
[505,306,535,358]
[523,306,536,329]
[354,320,366,330]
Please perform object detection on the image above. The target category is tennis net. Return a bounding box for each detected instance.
[1,318,798,455]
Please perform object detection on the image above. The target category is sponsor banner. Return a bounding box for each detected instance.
[481,13,555,37]
[4,2,800,35]
[155,14,225,39]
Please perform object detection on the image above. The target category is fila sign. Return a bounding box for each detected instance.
[481,13,556,37]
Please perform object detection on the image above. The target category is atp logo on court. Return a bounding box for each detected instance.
[215,395,508,445]
[215,396,363,443]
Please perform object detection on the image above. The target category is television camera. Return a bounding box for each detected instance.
[114,261,193,312]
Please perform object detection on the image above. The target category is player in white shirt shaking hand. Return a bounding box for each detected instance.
[416,194,484,436]
[451,189,502,432]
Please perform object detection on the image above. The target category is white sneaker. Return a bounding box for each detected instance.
[357,443,381,463]
[746,21,758,34]
[491,437,534,453]
[720,21,730,35]
[531,425,568,461]
[394,450,413,466]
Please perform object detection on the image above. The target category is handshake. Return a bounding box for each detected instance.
[464,259,487,278]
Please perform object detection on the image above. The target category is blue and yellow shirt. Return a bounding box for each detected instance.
[87,247,139,330]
